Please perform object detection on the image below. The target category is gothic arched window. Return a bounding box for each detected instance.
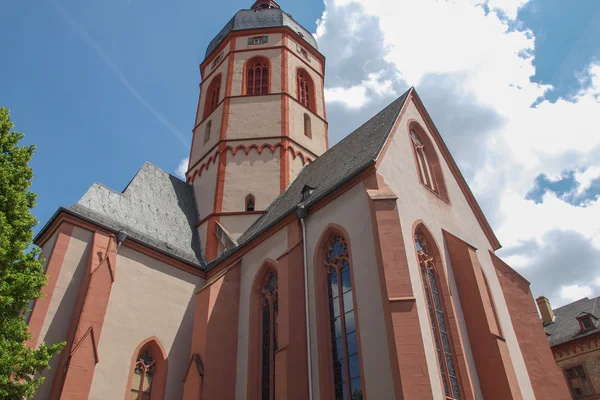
[203,75,221,120]
[246,194,255,212]
[130,349,155,400]
[246,57,270,96]
[297,69,314,112]
[325,234,362,400]
[409,123,449,201]
[304,113,312,138]
[415,229,460,399]
[260,270,278,400]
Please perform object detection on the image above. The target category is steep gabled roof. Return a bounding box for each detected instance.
[35,163,205,268]
[544,297,600,347]
[208,89,411,268]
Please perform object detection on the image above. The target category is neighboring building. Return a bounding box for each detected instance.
[539,296,600,399]
[27,1,570,399]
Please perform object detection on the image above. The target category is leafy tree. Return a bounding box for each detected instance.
[0,107,64,398]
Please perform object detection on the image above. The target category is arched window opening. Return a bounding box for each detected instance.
[297,69,314,112]
[411,130,437,192]
[260,270,278,400]
[415,229,460,399]
[304,113,312,138]
[204,120,212,144]
[246,194,255,212]
[130,349,155,400]
[325,234,362,400]
[203,75,221,120]
[246,58,269,96]
[409,124,449,201]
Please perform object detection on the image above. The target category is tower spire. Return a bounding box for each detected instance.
[251,0,280,10]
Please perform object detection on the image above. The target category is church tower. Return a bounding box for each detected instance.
[186,0,327,261]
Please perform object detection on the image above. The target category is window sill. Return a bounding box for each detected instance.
[420,182,450,204]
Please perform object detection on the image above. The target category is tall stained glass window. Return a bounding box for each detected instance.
[415,230,460,399]
[325,234,362,400]
[260,270,278,400]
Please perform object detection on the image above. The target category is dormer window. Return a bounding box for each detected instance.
[301,185,314,202]
[577,314,595,331]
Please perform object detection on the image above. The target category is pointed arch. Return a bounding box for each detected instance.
[314,224,366,400]
[244,56,271,96]
[412,222,464,400]
[203,74,222,120]
[247,260,280,400]
[296,68,315,113]
[409,121,449,201]
[125,336,168,400]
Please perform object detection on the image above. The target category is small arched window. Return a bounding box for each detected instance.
[204,120,212,144]
[325,234,362,399]
[203,75,221,120]
[130,349,155,399]
[246,57,269,96]
[409,124,448,201]
[415,229,460,399]
[260,270,278,400]
[303,113,312,138]
[297,69,314,112]
[245,194,255,212]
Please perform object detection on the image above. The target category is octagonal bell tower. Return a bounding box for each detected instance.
[186,0,328,261]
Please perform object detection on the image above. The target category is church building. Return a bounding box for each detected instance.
[28,1,572,399]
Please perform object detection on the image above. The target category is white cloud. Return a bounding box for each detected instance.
[316,0,600,302]
[560,284,592,304]
[176,157,188,180]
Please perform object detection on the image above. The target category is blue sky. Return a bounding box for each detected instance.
[2,0,600,306]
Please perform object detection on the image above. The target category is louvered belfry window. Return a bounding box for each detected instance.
[415,230,460,399]
[297,69,312,111]
[325,234,363,400]
[247,58,269,96]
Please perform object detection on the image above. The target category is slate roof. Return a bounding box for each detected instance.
[208,89,411,269]
[544,296,600,347]
[35,163,205,268]
[205,8,319,59]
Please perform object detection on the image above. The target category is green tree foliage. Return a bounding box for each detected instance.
[0,107,64,398]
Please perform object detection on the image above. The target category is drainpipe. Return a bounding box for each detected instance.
[296,204,313,400]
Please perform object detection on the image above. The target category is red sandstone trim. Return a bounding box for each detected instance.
[491,251,572,399]
[188,141,312,183]
[50,231,117,399]
[196,210,266,227]
[26,222,74,349]
[124,337,168,400]
[364,174,433,399]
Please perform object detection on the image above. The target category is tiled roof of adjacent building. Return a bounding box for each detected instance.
[544,296,600,347]
[35,162,205,269]
[208,89,412,269]
[205,8,319,59]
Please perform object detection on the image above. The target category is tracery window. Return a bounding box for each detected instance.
[246,57,269,96]
[297,69,314,112]
[260,270,278,400]
[415,230,460,399]
[411,130,437,192]
[325,234,362,400]
[203,75,221,119]
[130,349,155,400]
